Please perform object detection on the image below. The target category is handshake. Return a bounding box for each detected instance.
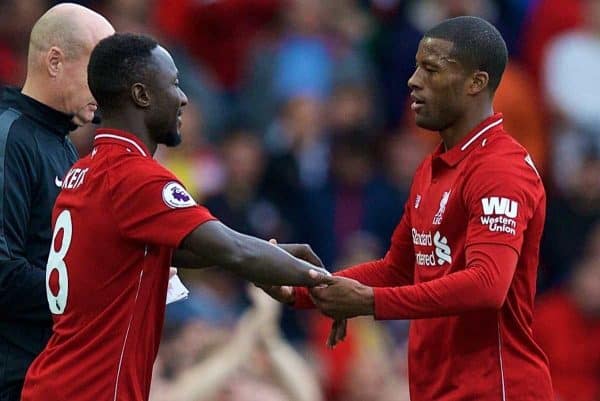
[258,239,375,348]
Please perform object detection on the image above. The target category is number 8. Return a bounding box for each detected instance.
[46,210,72,314]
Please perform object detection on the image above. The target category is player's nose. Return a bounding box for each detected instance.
[408,67,423,90]
[178,88,188,108]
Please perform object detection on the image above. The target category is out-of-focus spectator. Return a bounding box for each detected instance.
[153,0,283,91]
[521,0,583,87]
[494,62,548,175]
[337,319,409,401]
[0,0,46,85]
[150,285,323,401]
[363,131,429,248]
[260,95,330,244]
[540,156,600,288]
[543,0,600,188]
[240,0,374,130]
[327,83,377,133]
[534,224,600,401]
[205,131,286,241]
[98,0,152,34]
[303,130,379,266]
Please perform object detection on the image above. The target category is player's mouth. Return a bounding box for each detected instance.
[177,110,183,127]
[410,93,425,112]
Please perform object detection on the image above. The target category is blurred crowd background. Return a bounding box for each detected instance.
[1,0,599,400]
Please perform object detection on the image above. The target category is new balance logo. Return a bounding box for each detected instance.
[481,197,518,218]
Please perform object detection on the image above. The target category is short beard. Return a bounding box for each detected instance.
[163,130,182,147]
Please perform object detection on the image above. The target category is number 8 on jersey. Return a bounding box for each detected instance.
[46,210,72,314]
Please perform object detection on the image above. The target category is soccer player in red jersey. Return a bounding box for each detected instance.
[264,16,554,401]
[20,33,330,401]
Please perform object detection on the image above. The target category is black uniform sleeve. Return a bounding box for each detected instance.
[0,121,51,323]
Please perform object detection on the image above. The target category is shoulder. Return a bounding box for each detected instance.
[462,132,545,208]
[0,112,44,167]
[105,153,187,197]
[467,132,542,185]
[0,107,39,148]
[106,151,177,180]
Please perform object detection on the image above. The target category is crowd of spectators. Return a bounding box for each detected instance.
[1,0,598,400]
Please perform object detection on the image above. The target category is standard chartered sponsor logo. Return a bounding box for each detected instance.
[433,231,452,265]
[413,229,452,267]
[412,228,432,246]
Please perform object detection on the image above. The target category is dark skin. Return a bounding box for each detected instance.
[262,36,498,344]
[409,37,493,149]
[100,45,330,287]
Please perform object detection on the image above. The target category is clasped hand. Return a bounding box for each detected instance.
[261,239,375,348]
[308,276,374,321]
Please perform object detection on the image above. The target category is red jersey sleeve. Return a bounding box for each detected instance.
[372,242,518,319]
[294,201,415,308]
[108,158,216,248]
[462,155,543,255]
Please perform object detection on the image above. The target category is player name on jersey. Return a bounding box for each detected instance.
[61,167,88,190]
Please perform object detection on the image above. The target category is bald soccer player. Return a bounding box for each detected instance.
[0,4,114,400]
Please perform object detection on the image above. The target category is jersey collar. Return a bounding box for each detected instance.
[93,128,152,158]
[2,86,78,135]
[433,113,504,167]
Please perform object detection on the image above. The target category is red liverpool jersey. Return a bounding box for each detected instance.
[296,113,553,400]
[21,129,215,401]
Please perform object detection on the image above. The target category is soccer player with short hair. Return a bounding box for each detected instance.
[20,33,330,401]
[264,16,554,401]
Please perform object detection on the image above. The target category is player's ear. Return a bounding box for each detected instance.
[131,83,151,108]
[468,71,489,95]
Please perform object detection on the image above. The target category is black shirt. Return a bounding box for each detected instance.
[0,87,78,396]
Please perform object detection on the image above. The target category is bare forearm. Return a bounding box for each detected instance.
[221,232,326,286]
[179,221,328,286]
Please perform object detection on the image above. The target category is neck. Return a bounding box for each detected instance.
[100,111,157,156]
[439,100,494,151]
[21,75,64,113]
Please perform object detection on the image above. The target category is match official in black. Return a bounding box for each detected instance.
[0,4,113,400]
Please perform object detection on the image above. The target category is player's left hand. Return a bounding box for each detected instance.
[309,276,374,320]
[327,319,347,348]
